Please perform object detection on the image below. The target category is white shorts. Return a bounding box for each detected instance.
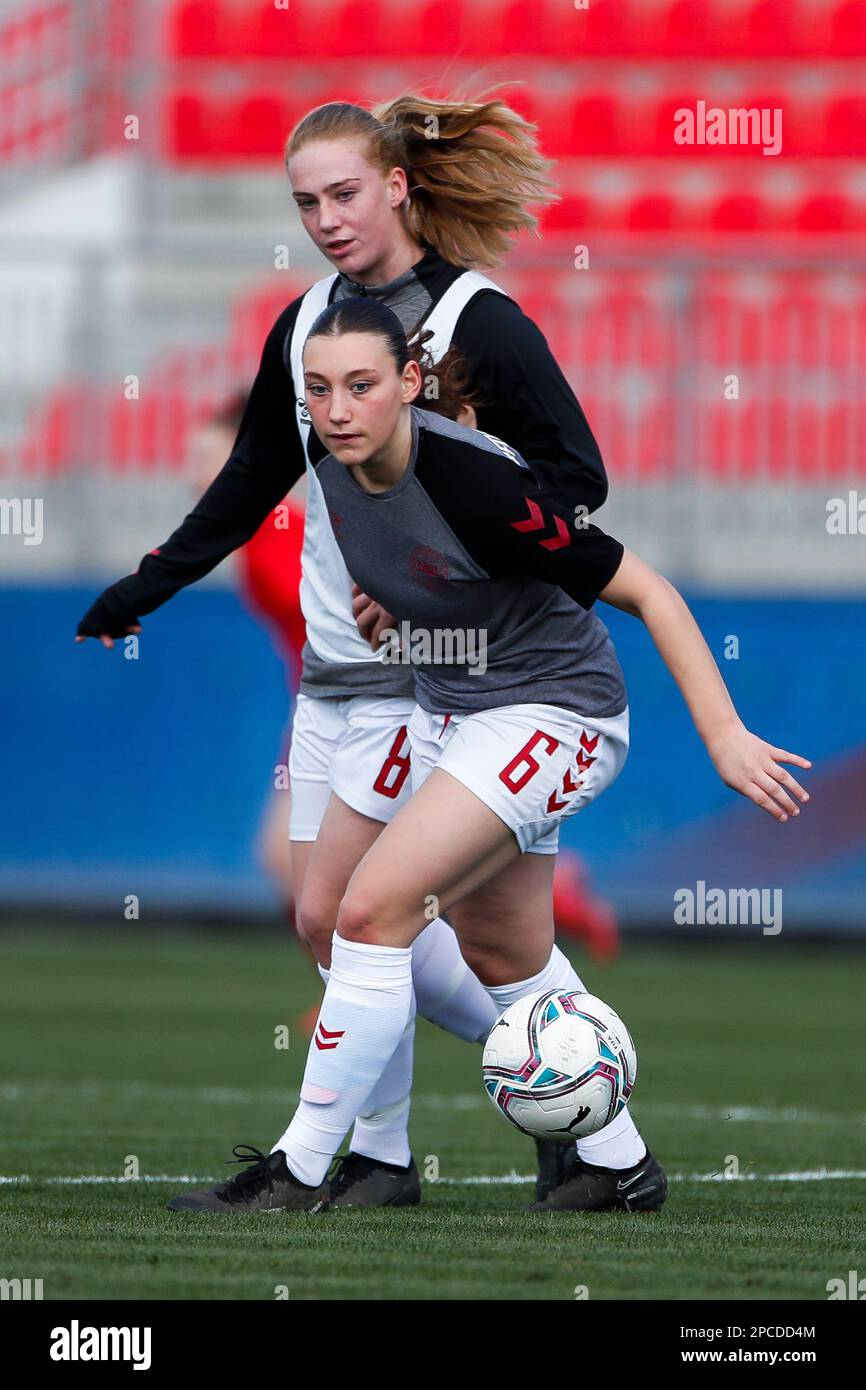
[288,691,416,840]
[407,702,629,854]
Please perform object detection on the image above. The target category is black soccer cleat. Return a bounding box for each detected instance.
[328,1152,421,1208]
[527,1146,668,1214]
[166,1144,329,1213]
[534,1138,577,1203]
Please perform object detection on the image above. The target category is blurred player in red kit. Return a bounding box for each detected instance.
[189,395,313,967]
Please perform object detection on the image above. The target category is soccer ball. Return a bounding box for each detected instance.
[481,990,637,1142]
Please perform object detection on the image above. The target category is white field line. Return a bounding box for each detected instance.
[2,1170,866,1187]
[2,1082,864,1128]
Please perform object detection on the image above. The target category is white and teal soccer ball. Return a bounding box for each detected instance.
[482,991,637,1142]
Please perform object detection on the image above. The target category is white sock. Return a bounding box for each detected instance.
[485,945,646,1171]
[413,917,499,1043]
[313,961,415,1167]
[348,1009,416,1168]
[273,935,413,1186]
[484,943,588,1012]
[304,919,493,1168]
[346,917,496,1164]
[574,1102,646,1169]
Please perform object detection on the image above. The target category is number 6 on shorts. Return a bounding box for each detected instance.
[498,730,561,794]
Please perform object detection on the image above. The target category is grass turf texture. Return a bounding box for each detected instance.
[0,927,863,1301]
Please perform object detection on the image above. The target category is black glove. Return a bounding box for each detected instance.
[76,576,146,639]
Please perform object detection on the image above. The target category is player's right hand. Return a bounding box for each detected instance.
[705,721,811,823]
[75,624,142,650]
[351,582,396,651]
[76,587,143,648]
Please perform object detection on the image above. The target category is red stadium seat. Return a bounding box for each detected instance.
[580,397,626,475]
[701,399,760,481]
[742,0,802,56]
[559,0,636,56]
[171,0,226,57]
[654,0,725,57]
[626,193,679,233]
[484,0,556,56]
[399,0,470,56]
[651,91,702,156]
[559,92,627,157]
[230,93,293,158]
[767,290,826,370]
[710,192,772,232]
[40,388,80,474]
[796,193,859,233]
[824,95,866,155]
[694,276,768,366]
[540,193,595,232]
[579,288,673,368]
[636,397,677,479]
[237,0,315,57]
[312,0,404,56]
[735,89,796,155]
[166,90,219,158]
[495,82,541,126]
[830,0,866,55]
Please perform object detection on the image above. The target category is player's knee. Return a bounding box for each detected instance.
[335,886,397,947]
[297,887,340,961]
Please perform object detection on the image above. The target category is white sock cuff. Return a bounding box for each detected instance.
[486,945,584,1013]
[330,933,414,990]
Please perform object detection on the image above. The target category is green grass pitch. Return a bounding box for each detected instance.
[0,927,863,1301]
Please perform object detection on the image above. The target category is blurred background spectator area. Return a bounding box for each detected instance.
[0,0,863,925]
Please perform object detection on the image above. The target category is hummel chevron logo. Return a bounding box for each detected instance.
[546,767,584,814]
[580,731,600,753]
[509,497,572,550]
[314,1022,345,1051]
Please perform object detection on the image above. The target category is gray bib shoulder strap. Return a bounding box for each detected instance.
[411,270,508,364]
[290,273,340,448]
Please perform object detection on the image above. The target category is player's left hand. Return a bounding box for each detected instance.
[351,583,396,651]
[706,721,811,822]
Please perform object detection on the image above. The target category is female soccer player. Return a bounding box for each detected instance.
[166,297,809,1215]
[77,92,653,1210]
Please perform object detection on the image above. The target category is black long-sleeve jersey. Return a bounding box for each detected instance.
[77,246,610,650]
[314,405,627,718]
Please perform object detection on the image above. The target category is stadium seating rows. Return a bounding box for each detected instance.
[1,0,863,483]
[0,1,71,65]
[543,186,866,234]
[163,85,866,161]
[0,0,130,66]
[7,273,864,480]
[12,384,862,482]
[168,0,866,60]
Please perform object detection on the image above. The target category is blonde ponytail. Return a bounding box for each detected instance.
[285,85,558,270]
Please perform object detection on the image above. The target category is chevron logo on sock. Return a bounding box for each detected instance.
[314,1022,345,1051]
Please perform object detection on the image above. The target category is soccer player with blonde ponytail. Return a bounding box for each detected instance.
[78,88,663,1215]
